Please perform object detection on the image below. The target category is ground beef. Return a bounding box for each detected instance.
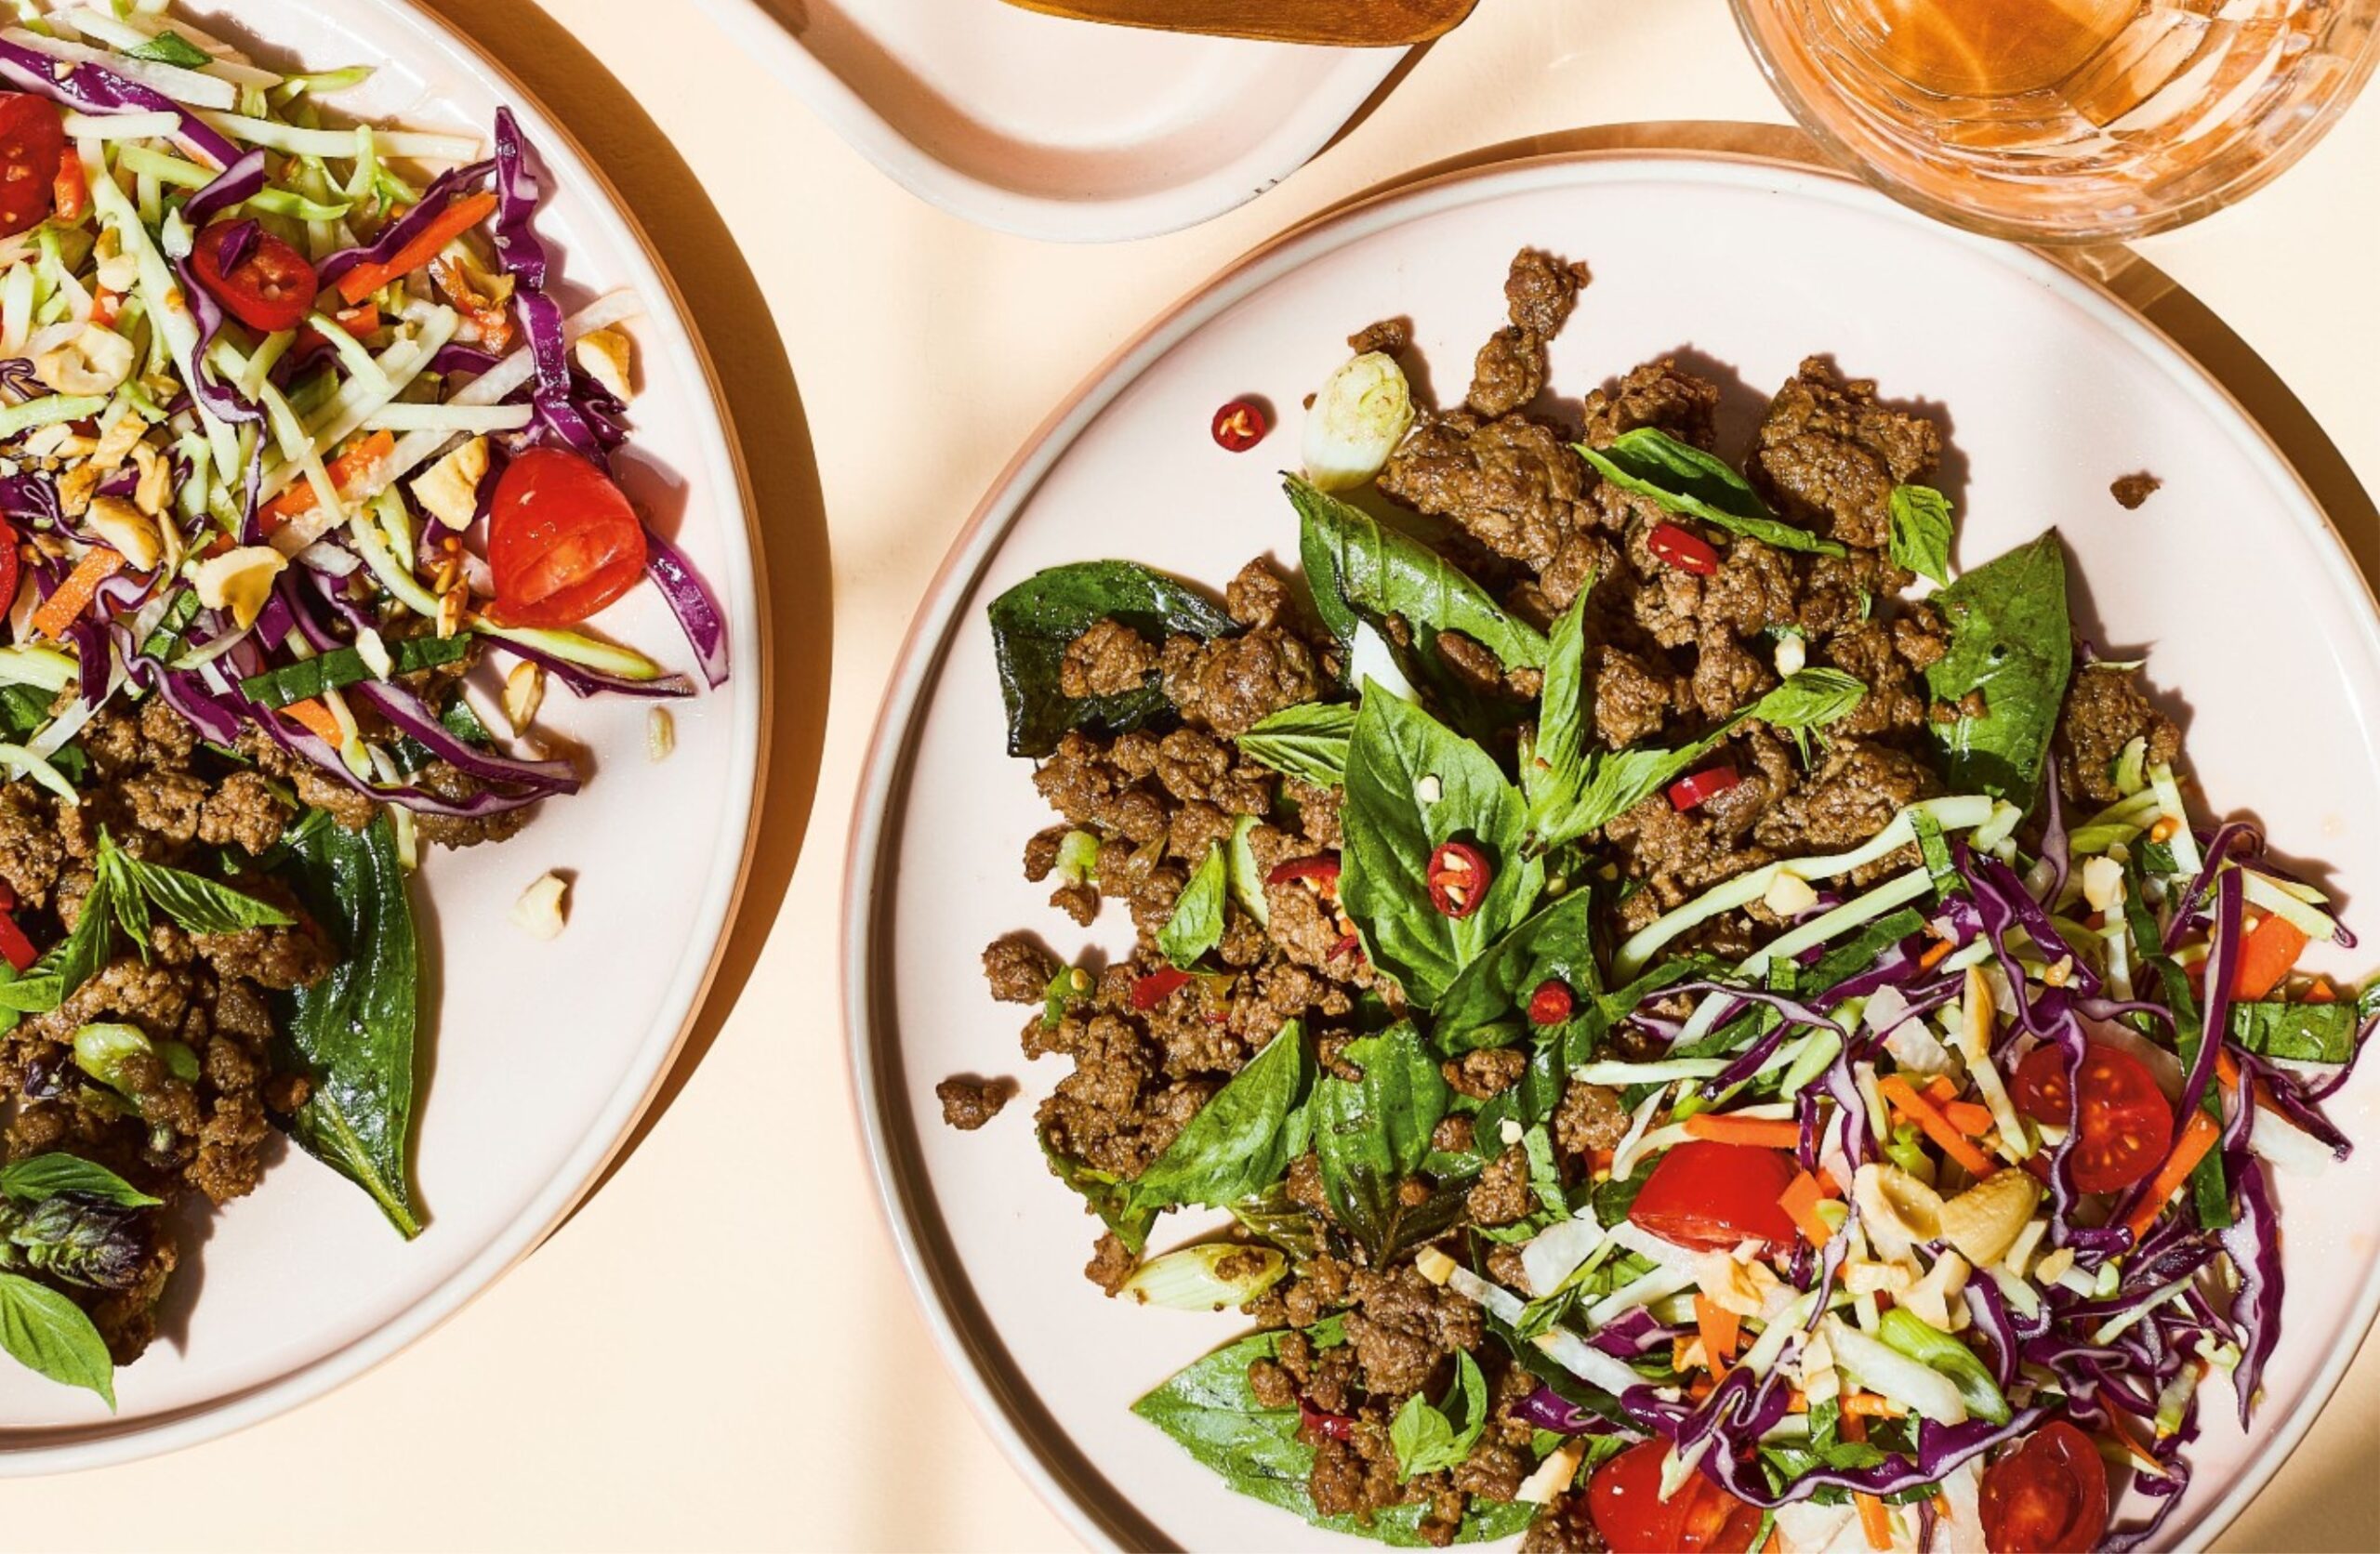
[1466,1145,1536,1227]
[934,1075,1014,1130]
[1593,648,1679,749]
[409,761,536,850]
[2055,665,2181,807]
[983,936,1056,1003]
[1554,1081,1628,1155]
[1749,356,1941,550]
[1521,1493,1611,1553]
[1085,1231,1135,1295]
[1754,740,1942,854]
[1060,617,1158,698]
[2110,472,2161,509]
[1444,1047,1525,1100]
[1349,317,1411,357]
[1464,250,1588,418]
[1343,1265,1484,1398]
[1159,628,1323,740]
[1580,357,1722,452]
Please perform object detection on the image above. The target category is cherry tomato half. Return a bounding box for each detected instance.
[486,447,648,628]
[1979,1422,2110,1554]
[1426,840,1492,919]
[0,95,64,240]
[187,221,320,334]
[1588,1441,1761,1554]
[1668,765,1740,812]
[0,517,20,630]
[1629,1139,1800,1253]
[2012,1041,2173,1194]
[1647,520,1719,576]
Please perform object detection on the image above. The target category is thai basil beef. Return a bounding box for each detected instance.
[967,250,2178,1542]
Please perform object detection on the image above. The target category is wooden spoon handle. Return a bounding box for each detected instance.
[996,0,1476,46]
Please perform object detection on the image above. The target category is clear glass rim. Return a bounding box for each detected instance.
[1726,0,2380,244]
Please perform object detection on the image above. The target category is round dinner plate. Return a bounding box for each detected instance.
[848,151,2380,1550]
[0,2,764,1467]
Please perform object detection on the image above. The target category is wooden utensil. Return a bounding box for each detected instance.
[997,0,1477,46]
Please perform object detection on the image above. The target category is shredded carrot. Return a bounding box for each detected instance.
[32,549,125,639]
[1778,1170,1834,1247]
[336,190,499,306]
[1761,1528,1782,1554]
[279,698,343,744]
[1841,1391,1903,1418]
[1924,1075,1960,1105]
[1918,936,1955,970]
[1842,1412,1895,1550]
[258,429,397,533]
[2234,915,2309,1001]
[51,155,86,224]
[1942,1099,1996,1137]
[1685,1113,1803,1150]
[2100,1400,2164,1470]
[89,287,119,329]
[1695,1295,1739,1371]
[2306,980,2338,1004]
[2122,1110,2221,1244]
[1934,1492,1956,1524]
[1878,1075,1999,1179]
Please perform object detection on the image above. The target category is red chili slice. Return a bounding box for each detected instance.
[1130,967,1196,1010]
[1668,765,1741,812]
[0,910,34,973]
[1527,981,1575,1026]
[1426,840,1491,919]
[188,220,321,334]
[1648,520,1720,576]
[1265,855,1342,888]
[1300,1401,1356,1442]
[1329,933,1362,962]
[1210,399,1267,452]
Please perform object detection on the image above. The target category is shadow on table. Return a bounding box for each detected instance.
[416,0,833,1208]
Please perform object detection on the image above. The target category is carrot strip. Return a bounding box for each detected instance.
[1685,1113,1803,1150]
[2100,1400,2164,1470]
[1842,1412,1895,1550]
[336,190,499,305]
[1778,1170,1834,1247]
[280,697,343,744]
[1841,1392,1903,1418]
[1924,1075,1960,1106]
[1918,936,1955,970]
[51,155,86,224]
[1942,1099,1996,1137]
[2122,1111,2221,1244]
[1695,1295,1739,1370]
[2234,915,2308,1000]
[32,549,125,639]
[258,429,397,532]
[1879,1075,1999,1179]
[1761,1529,1782,1554]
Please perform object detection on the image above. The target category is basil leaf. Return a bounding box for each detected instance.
[1752,667,1867,735]
[1520,588,1592,823]
[2228,1001,2358,1064]
[1157,843,1229,968]
[1313,1023,1454,1261]
[1128,1021,1309,1214]
[0,1153,161,1208]
[0,1271,114,1407]
[1433,885,1600,1052]
[1289,477,1549,672]
[238,634,472,711]
[1238,702,1356,789]
[1391,1350,1489,1478]
[1342,690,1542,1007]
[121,858,296,935]
[1574,429,1845,558]
[986,560,1236,758]
[272,812,423,1238]
[1133,1319,1535,1546]
[126,30,212,68]
[1888,484,1954,586]
[0,863,123,1014]
[1038,1128,1157,1258]
[1924,532,2072,809]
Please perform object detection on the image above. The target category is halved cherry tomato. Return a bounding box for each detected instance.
[0,95,64,239]
[1629,1139,1800,1253]
[1589,1440,1760,1554]
[2011,1042,2172,1194]
[188,221,320,334]
[0,517,20,626]
[1979,1422,2109,1553]
[1426,840,1491,919]
[1648,520,1719,576]
[486,448,649,628]
[1668,765,1740,812]
[1527,980,1575,1027]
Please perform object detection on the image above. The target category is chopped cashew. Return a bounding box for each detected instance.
[188,545,288,630]
[510,872,568,940]
[573,325,634,402]
[85,495,161,573]
[410,434,490,530]
[33,323,136,396]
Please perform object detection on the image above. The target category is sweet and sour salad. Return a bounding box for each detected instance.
[0,4,724,1408]
[965,250,2369,1550]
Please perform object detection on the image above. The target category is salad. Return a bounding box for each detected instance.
[964,249,2370,1551]
[0,4,725,1407]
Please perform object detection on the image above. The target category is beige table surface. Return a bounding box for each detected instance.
[7,1,2377,1549]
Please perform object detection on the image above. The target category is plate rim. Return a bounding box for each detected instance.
[841,146,2380,1551]
[688,0,1406,244]
[0,0,772,1472]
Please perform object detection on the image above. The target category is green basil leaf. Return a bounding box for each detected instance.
[1128,1021,1309,1214]
[1157,843,1229,968]
[1392,1350,1490,1478]
[122,858,297,935]
[1520,588,1591,822]
[1289,477,1549,672]
[237,634,472,711]
[273,813,423,1238]
[986,560,1236,759]
[1888,484,1954,586]
[1750,667,1867,733]
[1238,702,1356,789]
[0,1153,161,1208]
[1433,885,1600,1052]
[1574,429,1845,558]
[0,1271,114,1407]
[2228,1001,2358,1064]
[1038,1127,1157,1258]
[2,863,122,1014]
[126,30,212,68]
[1313,1023,1453,1261]
[1342,690,1542,1007]
[1924,532,2073,809]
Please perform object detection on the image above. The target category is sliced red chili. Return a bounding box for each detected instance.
[1527,980,1575,1026]
[1300,1401,1356,1442]
[1426,840,1492,919]
[1130,967,1197,1010]
[1667,765,1741,812]
[1648,520,1719,576]
[1265,855,1342,888]
[1329,933,1362,962]
[0,911,36,973]
[1211,398,1267,452]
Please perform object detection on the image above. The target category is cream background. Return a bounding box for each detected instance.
[8,0,2376,1549]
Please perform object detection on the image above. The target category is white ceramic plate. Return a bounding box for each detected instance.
[0,1,763,1468]
[847,152,2380,1549]
[691,0,1404,242]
